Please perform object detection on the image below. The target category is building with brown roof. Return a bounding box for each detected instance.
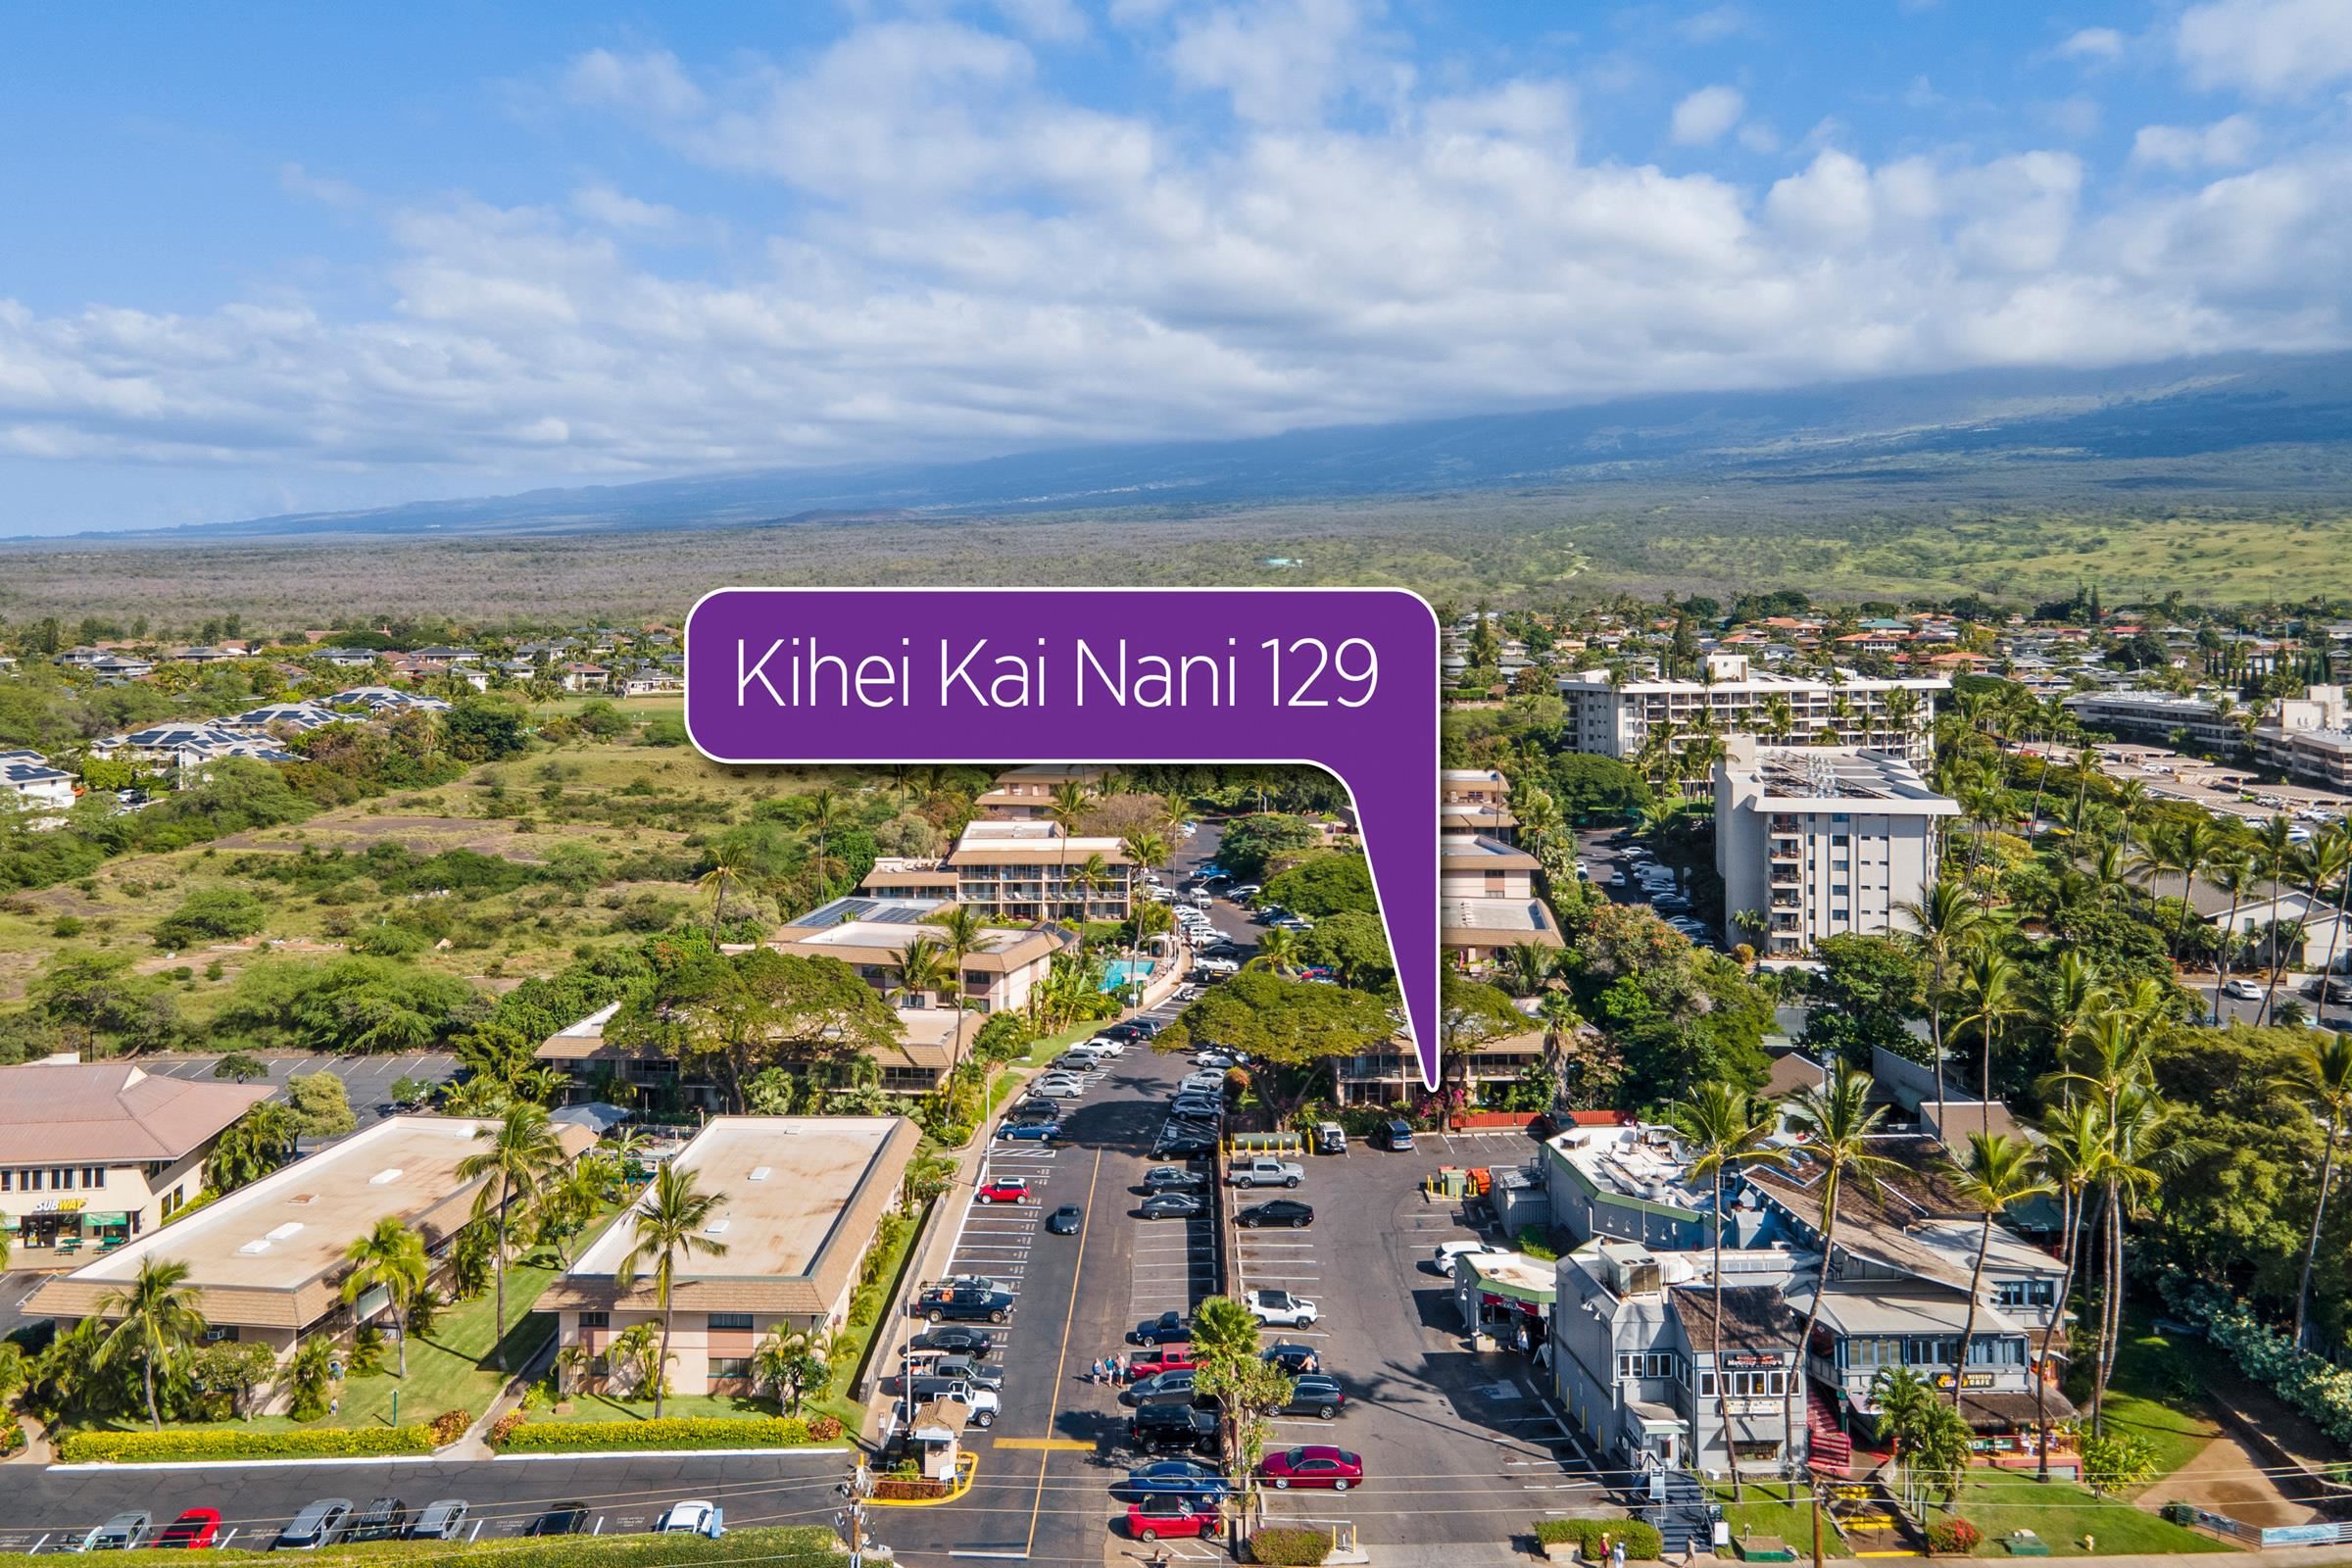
[1,1057,272,1268]
[543,1115,918,1396]
[30,1115,595,1355]
[771,895,1066,1017]
[973,764,1112,819]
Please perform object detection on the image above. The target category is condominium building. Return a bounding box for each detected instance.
[1440,768,1517,840]
[973,764,1112,820]
[1555,656,1944,764]
[2254,685,2352,791]
[1713,738,1956,956]
[1,1057,272,1266]
[2062,688,2250,753]
[545,1116,918,1396]
[769,894,1067,1016]
[1440,833,1563,967]
[31,1116,596,1358]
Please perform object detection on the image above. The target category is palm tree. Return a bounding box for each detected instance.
[2209,851,2256,1026]
[2133,817,2224,959]
[1761,693,1795,746]
[2295,826,2351,1016]
[1248,927,1302,974]
[923,904,990,1079]
[2278,1033,2352,1350]
[892,933,953,1012]
[1780,1065,1896,1468]
[2086,1087,2168,1426]
[1535,992,1584,1105]
[456,1102,565,1371]
[1046,779,1096,922]
[1948,1134,2054,1410]
[698,850,746,940]
[1068,852,1112,947]
[1668,1083,1792,1500]
[806,786,840,889]
[341,1217,429,1377]
[95,1255,209,1429]
[2250,813,2303,1025]
[1896,884,1985,1115]
[1951,950,2022,1135]
[2031,1099,2106,1481]
[614,1162,731,1420]
[1498,942,1556,997]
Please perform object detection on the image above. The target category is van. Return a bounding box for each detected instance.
[1312,1122,1347,1154]
[1381,1119,1415,1152]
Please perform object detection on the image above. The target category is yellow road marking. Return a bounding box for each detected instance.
[993,1438,1095,1451]
[1027,1145,1103,1554]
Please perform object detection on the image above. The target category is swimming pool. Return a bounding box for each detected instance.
[1101,958,1154,992]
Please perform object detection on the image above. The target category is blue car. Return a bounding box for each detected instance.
[1125,1460,1231,1502]
[1000,1118,1060,1142]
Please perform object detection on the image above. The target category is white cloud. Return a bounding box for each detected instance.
[2,16,2350,528]
[1669,84,1744,146]
[2132,115,2261,171]
[279,163,363,209]
[2054,26,2126,62]
[2178,0,2352,97]
[1165,0,1392,125]
[1678,6,1751,44]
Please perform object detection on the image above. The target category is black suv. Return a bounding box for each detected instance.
[1130,1402,1219,1455]
[347,1499,410,1544]
[1263,1342,1321,1375]
[917,1284,1014,1325]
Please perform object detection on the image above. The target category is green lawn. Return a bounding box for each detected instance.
[536,1392,782,1423]
[2099,1319,2223,1489]
[1711,1482,1840,1555]
[1932,1475,2234,1556]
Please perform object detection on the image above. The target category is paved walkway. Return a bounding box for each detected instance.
[2138,1432,2322,1528]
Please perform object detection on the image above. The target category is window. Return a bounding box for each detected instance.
[709,1356,753,1380]
[202,1325,240,1343]
[576,1311,610,1329]
[82,1166,105,1188]
[51,1167,72,1189]
[24,1170,40,1192]
[708,1312,756,1332]
[0,1169,10,1192]
[1995,1280,2055,1309]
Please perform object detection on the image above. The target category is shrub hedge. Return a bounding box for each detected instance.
[494,1415,826,1451]
[0,1525,837,1568]
[1248,1527,1333,1565]
[1531,1519,1664,1559]
[1926,1518,1981,1556]
[58,1425,435,1465]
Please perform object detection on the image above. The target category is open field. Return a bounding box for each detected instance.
[5,484,2350,629]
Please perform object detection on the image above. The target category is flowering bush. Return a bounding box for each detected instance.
[431,1408,474,1446]
[808,1414,844,1441]
[1926,1518,1981,1556]
[490,1411,528,1446]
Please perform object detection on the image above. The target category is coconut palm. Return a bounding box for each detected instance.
[1779,1065,1897,1468]
[2208,851,2257,1026]
[2296,825,2350,1018]
[923,903,990,1077]
[1896,883,1986,1115]
[341,1217,429,1378]
[1950,949,2023,1134]
[2086,1087,2169,1426]
[1047,779,1096,922]
[2278,1033,2352,1350]
[95,1255,209,1429]
[698,849,746,940]
[806,786,841,888]
[614,1162,731,1420]
[1248,927,1302,975]
[1497,942,1556,998]
[2249,813,2303,1025]
[1069,852,1112,947]
[2031,1099,2106,1481]
[1668,1083,1793,1500]
[892,933,953,1014]
[1948,1134,2054,1410]
[456,1102,566,1370]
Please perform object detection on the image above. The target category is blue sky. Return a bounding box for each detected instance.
[2,0,2349,535]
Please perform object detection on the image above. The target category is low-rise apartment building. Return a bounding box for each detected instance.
[1556,656,1944,765]
[974,764,1112,819]
[1441,769,1517,840]
[545,1115,917,1396]
[2063,688,2251,753]
[1714,739,1955,956]
[2254,684,2352,791]
[1440,833,1563,968]
[31,1115,595,1357]
[1,1057,272,1266]
[770,895,1066,1017]
[1,749,77,821]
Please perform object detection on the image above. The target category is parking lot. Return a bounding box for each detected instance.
[134,1051,462,1112]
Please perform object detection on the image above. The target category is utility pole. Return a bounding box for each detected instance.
[1810,1479,1825,1568]
[836,1455,876,1568]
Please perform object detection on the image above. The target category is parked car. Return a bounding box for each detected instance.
[277,1500,356,1551]
[1262,1342,1321,1375]
[78,1513,153,1552]
[910,1325,993,1357]
[1127,1497,1221,1543]
[916,1283,1014,1324]
[976,1177,1032,1205]
[1141,1192,1203,1220]
[2222,977,2265,1001]
[1123,1459,1230,1502]
[1142,1164,1207,1193]
[1120,1367,1200,1407]
[1244,1289,1320,1327]
[1228,1156,1304,1189]
[906,1378,1000,1427]
[1313,1122,1348,1154]
[655,1501,725,1539]
[153,1510,222,1551]
[1127,1346,1196,1380]
[1432,1239,1503,1272]
[1153,1132,1217,1158]
[1032,1073,1086,1098]
[929,1354,1004,1392]
[1278,1375,1348,1420]
[525,1504,592,1539]
[1259,1446,1363,1491]
[1047,1203,1082,1235]
[1196,1050,1241,1068]
[409,1501,469,1542]
[1237,1198,1315,1229]
[1380,1119,1416,1152]
[999,1117,1059,1142]
[347,1498,411,1543]
[1169,1096,1224,1120]
[1131,1310,1196,1346]
[1130,1402,1220,1455]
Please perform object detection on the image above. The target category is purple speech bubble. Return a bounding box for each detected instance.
[683,587,1443,1087]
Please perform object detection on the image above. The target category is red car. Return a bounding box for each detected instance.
[1127,1496,1221,1543]
[155,1509,222,1550]
[976,1177,1032,1205]
[1259,1446,1363,1491]
[1127,1346,1195,1380]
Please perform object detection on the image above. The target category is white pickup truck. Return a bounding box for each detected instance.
[1227,1156,1303,1190]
